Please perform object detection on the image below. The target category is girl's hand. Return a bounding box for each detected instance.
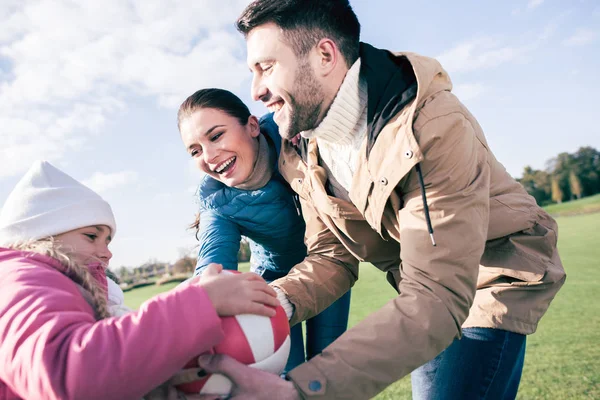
[192,264,279,317]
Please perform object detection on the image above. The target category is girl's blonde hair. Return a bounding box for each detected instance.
[11,239,110,320]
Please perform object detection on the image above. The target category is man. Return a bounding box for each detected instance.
[197,1,566,399]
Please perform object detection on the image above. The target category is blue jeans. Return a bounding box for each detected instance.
[285,290,351,372]
[411,328,526,400]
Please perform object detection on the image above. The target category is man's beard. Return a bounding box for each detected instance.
[281,61,324,140]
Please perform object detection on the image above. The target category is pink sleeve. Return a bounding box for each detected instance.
[0,264,224,400]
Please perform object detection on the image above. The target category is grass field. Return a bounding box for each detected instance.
[124,205,600,399]
[544,193,600,217]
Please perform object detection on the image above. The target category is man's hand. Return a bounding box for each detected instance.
[144,367,225,400]
[197,354,302,400]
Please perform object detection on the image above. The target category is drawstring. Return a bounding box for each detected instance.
[415,163,436,247]
[293,194,302,216]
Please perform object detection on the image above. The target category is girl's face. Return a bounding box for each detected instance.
[54,225,113,266]
[179,108,261,187]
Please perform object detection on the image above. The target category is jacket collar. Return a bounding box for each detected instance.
[360,42,418,158]
[290,43,418,161]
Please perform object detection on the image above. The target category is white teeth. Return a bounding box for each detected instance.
[215,157,235,173]
[268,102,283,113]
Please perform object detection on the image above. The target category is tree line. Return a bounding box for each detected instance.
[114,239,251,285]
[518,146,600,206]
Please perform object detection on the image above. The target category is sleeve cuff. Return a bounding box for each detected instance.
[287,360,328,397]
[273,286,294,320]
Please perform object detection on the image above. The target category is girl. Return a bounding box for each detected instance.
[177,88,352,372]
[0,161,278,400]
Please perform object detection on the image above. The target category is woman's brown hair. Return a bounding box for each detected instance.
[177,88,251,131]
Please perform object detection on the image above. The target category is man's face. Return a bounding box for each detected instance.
[246,22,325,140]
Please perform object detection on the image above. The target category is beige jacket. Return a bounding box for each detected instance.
[273,44,566,399]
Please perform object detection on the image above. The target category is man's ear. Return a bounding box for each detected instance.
[313,38,340,77]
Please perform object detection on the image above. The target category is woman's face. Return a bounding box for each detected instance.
[179,108,260,187]
[54,225,113,267]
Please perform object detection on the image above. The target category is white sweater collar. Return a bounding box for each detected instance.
[300,59,367,146]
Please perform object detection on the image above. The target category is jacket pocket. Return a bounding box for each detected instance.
[480,220,555,286]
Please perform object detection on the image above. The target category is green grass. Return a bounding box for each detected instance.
[544,193,600,217]
[515,213,600,400]
[124,213,600,399]
[124,281,181,309]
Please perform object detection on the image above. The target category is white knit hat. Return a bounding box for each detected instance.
[0,160,116,246]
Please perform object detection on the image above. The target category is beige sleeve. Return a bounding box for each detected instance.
[270,199,359,327]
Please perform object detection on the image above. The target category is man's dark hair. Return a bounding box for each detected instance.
[236,0,361,68]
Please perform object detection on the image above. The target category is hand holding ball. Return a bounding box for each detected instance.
[176,270,291,395]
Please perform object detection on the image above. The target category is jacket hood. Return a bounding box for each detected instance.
[359,44,455,246]
[0,246,109,294]
[0,246,67,272]
[360,43,453,157]
[360,43,417,157]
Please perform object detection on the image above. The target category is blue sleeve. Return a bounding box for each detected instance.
[195,208,242,276]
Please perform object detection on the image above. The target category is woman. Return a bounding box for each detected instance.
[177,88,351,371]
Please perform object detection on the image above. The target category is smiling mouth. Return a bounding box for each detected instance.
[267,100,284,113]
[214,156,236,174]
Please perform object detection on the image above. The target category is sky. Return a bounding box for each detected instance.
[1,0,599,270]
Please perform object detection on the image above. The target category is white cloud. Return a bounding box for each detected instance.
[527,0,544,10]
[0,0,250,180]
[538,21,559,41]
[513,0,547,16]
[0,103,112,178]
[453,83,485,101]
[83,170,139,193]
[437,37,530,74]
[562,28,598,47]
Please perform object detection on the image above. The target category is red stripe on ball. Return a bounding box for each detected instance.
[271,305,290,351]
[214,315,256,364]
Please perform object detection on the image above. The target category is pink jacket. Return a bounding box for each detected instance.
[0,248,224,400]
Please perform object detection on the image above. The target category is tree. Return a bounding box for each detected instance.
[551,176,563,203]
[118,266,129,280]
[238,237,251,262]
[569,170,583,200]
[572,146,600,197]
[547,153,573,201]
[518,166,551,205]
[173,256,196,275]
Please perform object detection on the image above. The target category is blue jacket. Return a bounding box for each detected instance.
[194,115,307,281]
